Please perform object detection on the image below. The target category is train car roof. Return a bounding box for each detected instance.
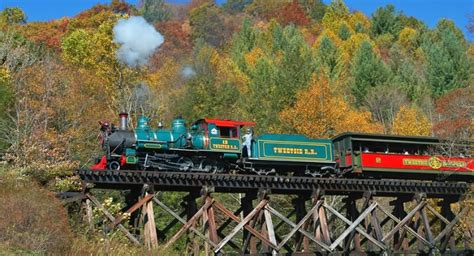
[331,132,474,146]
[201,118,256,128]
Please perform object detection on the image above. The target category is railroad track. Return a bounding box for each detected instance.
[76,169,469,197]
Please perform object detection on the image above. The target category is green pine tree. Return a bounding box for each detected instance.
[141,0,171,23]
[314,35,341,80]
[351,41,392,105]
[370,4,403,38]
[423,22,470,97]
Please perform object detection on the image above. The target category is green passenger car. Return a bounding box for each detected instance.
[247,134,336,175]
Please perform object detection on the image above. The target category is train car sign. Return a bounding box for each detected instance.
[361,153,473,175]
[257,139,333,162]
[209,138,241,152]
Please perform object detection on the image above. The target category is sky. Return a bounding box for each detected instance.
[1,0,472,41]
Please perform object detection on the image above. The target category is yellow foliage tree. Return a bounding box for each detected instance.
[0,66,10,84]
[397,27,418,53]
[392,106,432,136]
[321,0,350,32]
[348,12,370,32]
[244,47,265,68]
[280,74,382,138]
[341,32,374,60]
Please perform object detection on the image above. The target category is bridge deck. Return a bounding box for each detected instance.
[76,169,469,197]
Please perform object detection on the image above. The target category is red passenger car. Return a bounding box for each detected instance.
[332,133,474,181]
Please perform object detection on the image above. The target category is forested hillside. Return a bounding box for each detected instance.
[0,0,472,254]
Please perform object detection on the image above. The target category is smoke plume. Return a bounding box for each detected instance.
[113,16,164,67]
[181,65,196,78]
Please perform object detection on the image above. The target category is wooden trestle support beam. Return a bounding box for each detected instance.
[78,186,472,255]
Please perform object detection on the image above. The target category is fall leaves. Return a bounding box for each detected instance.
[0,0,472,178]
[280,74,382,138]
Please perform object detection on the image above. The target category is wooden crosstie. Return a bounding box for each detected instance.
[78,187,472,254]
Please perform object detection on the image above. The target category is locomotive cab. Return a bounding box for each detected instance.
[189,118,255,158]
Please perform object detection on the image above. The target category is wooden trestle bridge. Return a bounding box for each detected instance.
[66,169,473,255]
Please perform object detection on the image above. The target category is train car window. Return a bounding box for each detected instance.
[219,127,238,138]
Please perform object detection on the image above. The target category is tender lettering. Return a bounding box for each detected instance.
[272,147,317,155]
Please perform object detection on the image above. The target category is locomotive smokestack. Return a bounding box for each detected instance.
[119,112,128,130]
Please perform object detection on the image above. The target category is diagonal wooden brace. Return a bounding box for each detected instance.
[380,201,431,247]
[86,194,141,246]
[324,203,386,251]
[377,202,432,248]
[266,205,332,252]
[276,200,323,250]
[162,197,217,248]
[433,207,469,244]
[329,202,378,251]
[107,193,154,231]
[213,200,274,249]
[214,199,272,253]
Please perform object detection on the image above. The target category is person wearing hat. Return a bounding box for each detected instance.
[242,128,253,158]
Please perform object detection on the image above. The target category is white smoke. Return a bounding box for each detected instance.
[181,65,196,78]
[113,16,164,67]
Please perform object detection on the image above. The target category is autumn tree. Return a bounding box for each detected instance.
[280,74,381,138]
[0,7,26,25]
[231,19,257,71]
[61,12,142,114]
[276,0,310,27]
[433,86,473,141]
[223,0,253,14]
[397,27,419,53]
[0,31,43,151]
[179,41,241,121]
[363,85,408,133]
[0,67,13,150]
[18,18,70,49]
[392,105,432,136]
[320,0,350,36]
[299,0,326,22]
[151,20,193,67]
[189,2,225,47]
[245,0,290,19]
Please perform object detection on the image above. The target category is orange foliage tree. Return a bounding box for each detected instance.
[19,18,70,49]
[433,86,473,141]
[280,74,382,138]
[392,105,432,136]
[275,0,310,26]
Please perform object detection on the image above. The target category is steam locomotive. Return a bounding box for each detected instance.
[92,113,474,181]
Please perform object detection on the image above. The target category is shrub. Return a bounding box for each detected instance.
[0,171,73,254]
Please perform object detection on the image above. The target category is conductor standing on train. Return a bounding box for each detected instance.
[242,128,253,157]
